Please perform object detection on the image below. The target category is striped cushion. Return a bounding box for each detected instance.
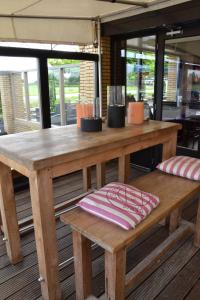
[157,156,200,181]
[78,182,160,230]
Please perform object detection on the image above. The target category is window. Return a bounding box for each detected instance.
[0,42,98,133]
[48,59,96,127]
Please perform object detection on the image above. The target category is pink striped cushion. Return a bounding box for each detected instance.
[78,182,160,230]
[157,156,200,181]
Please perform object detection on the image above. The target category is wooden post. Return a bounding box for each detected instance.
[0,162,22,264]
[118,154,130,183]
[105,248,126,300]
[96,163,106,189]
[29,168,61,300]
[72,231,92,300]
[194,197,200,247]
[83,167,92,192]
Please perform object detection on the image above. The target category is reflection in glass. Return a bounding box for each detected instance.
[162,36,200,151]
[126,36,156,116]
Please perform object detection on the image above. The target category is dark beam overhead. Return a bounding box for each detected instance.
[102,0,200,37]
[96,0,148,8]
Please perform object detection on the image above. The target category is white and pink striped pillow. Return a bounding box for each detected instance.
[157,156,200,181]
[78,182,160,230]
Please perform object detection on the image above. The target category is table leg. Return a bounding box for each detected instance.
[105,248,126,300]
[0,211,2,232]
[96,163,106,189]
[0,162,22,264]
[29,168,61,300]
[162,133,177,161]
[194,197,200,247]
[72,230,92,300]
[118,154,130,183]
[83,167,92,192]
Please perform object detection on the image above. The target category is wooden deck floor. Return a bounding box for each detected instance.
[0,162,200,300]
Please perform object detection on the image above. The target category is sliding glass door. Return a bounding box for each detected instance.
[126,35,156,118]
[126,35,158,169]
[162,35,200,157]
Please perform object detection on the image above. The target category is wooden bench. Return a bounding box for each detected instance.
[61,170,200,300]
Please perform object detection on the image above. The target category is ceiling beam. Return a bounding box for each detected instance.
[102,0,200,37]
[0,14,95,21]
[96,0,148,8]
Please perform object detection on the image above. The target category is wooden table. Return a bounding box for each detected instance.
[0,120,181,300]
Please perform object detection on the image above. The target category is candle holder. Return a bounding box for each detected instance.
[81,98,102,132]
[76,102,93,128]
[128,100,144,125]
[107,86,126,128]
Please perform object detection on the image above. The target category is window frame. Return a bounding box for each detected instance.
[0,46,99,128]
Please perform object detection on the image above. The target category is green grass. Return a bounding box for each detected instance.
[29,84,79,97]
[29,84,80,108]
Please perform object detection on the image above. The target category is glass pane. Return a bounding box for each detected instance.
[0,57,41,135]
[48,59,96,127]
[162,36,200,151]
[126,35,156,117]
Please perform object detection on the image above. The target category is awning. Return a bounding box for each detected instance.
[0,0,191,45]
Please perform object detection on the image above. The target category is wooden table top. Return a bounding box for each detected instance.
[0,120,181,171]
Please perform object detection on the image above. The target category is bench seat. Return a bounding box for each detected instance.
[61,170,200,253]
[61,170,200,300]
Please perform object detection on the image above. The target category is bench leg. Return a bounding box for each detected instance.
[169,207,182,234]
[194,198,200,247]
[72,231,92,300]
[105,248,126,300]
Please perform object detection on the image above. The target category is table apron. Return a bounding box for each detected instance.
[52,132,177,178]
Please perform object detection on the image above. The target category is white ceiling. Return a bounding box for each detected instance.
[0,0,192,44]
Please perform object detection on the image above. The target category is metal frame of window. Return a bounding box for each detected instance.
[0,46,99,128]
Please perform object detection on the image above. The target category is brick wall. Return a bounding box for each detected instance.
[101,37,111,116]
[79,37,111,116]
[0,72,40,134]
[0,74,14,133]
[166,56,178,102]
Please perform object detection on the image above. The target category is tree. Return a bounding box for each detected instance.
[48,59,80,66]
